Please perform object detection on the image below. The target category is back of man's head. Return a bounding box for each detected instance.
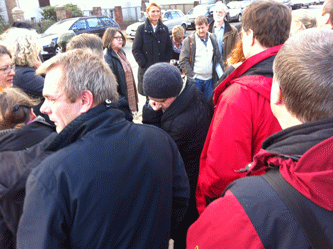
[242,0,291,48]
[273,28,333,123]
[37,49,118,105]
[66,33,104,59]
[322,0,333,27]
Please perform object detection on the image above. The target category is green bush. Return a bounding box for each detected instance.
[64,3,83,17]
[41,6,57,21]
[41,4,83,21]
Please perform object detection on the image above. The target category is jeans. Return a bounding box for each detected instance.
[195,78,213,101]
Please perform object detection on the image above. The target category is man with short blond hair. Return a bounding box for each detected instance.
[17,49,190,249]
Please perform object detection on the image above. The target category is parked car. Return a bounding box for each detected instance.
[226,1,251,22]
[186,4,215,29]
[126,9,190,39]
[40,16,119,60]
[291,0,313,9]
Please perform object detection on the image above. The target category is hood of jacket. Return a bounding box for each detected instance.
[214,45,282,105]
[249,117,333,211]
[0,116,55,152]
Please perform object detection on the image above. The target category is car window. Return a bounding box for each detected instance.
[87,18,103,28]
[101,17,116,27]
[164,12,172,20]
[171,11,181,19]
[70,20,87,30]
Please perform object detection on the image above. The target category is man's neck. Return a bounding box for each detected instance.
[215,20,224,28]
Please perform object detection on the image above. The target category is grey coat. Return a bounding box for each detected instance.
[179,32,223,87]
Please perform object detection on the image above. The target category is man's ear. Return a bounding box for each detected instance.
[323,13,331,25]
[79,90,94,114]
[271,78,283,106]
[30,108,37,120]
[248,29,255,46]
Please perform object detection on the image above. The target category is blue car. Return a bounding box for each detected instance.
[40,16,119,60]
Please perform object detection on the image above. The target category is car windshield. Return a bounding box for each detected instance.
[44,19,76,34]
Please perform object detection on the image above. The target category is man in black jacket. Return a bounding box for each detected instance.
[17,49,190,249]
[142,62,211,249]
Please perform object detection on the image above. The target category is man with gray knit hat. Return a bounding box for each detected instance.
[142,62,211,249]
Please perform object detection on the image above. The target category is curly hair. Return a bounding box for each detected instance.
[0,27,41,68]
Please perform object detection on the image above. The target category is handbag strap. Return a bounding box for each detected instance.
[262,168,332,249]
[189,36,193,65]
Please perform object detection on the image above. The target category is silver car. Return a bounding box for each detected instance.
[126,9,190,39]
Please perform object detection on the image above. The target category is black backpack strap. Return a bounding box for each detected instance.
[262,168,332,249]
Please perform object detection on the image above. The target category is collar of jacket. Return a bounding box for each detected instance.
[108,47,125,58]
[161,78,197,120]
[248,117,333,211]
[144,18,166,34]
[213,44,282,105]
[209,20,232,34]
[46,103,123,152]
[0,116,55,151]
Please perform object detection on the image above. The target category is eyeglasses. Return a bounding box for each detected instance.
[113,36,123,41]
[0,64,15,74]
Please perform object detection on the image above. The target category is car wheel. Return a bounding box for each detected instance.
[238,14,242,22]
[55,45,62,54]
[181,23,186,32]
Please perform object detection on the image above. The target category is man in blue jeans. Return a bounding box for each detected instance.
[180,15,223,101]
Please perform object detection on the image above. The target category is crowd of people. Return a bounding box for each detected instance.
[0,0,333,248]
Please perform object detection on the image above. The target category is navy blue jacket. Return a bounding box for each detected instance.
[17,104,190,249]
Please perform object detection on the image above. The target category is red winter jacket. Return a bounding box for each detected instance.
[196,46,282,215]
[188,119,333,248]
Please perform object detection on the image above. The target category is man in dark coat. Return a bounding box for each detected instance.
[142,63,211,249]
[17,49,190,249]
[132,2,172,96]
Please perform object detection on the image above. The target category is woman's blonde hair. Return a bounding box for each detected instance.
[172,26,185,43]
[0,27,42,68]
[146,2,163,24]
[0,88,40,130]
[291,10,317,36]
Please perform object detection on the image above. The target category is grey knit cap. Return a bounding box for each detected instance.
[143,62,183,98]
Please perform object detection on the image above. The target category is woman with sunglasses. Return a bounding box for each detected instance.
[103,28,139,117]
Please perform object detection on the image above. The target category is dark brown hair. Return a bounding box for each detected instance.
[102,28,126,49]
[0,87,40,130]
[242,0,291,48]
[274,28,333,123]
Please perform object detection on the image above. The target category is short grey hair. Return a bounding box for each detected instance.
[36,49,119,105]
[273,28,333,122]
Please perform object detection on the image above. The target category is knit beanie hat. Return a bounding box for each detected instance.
[143,62,183,98]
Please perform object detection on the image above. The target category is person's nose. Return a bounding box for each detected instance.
[9,67,15,76]
[40,99,51,114]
